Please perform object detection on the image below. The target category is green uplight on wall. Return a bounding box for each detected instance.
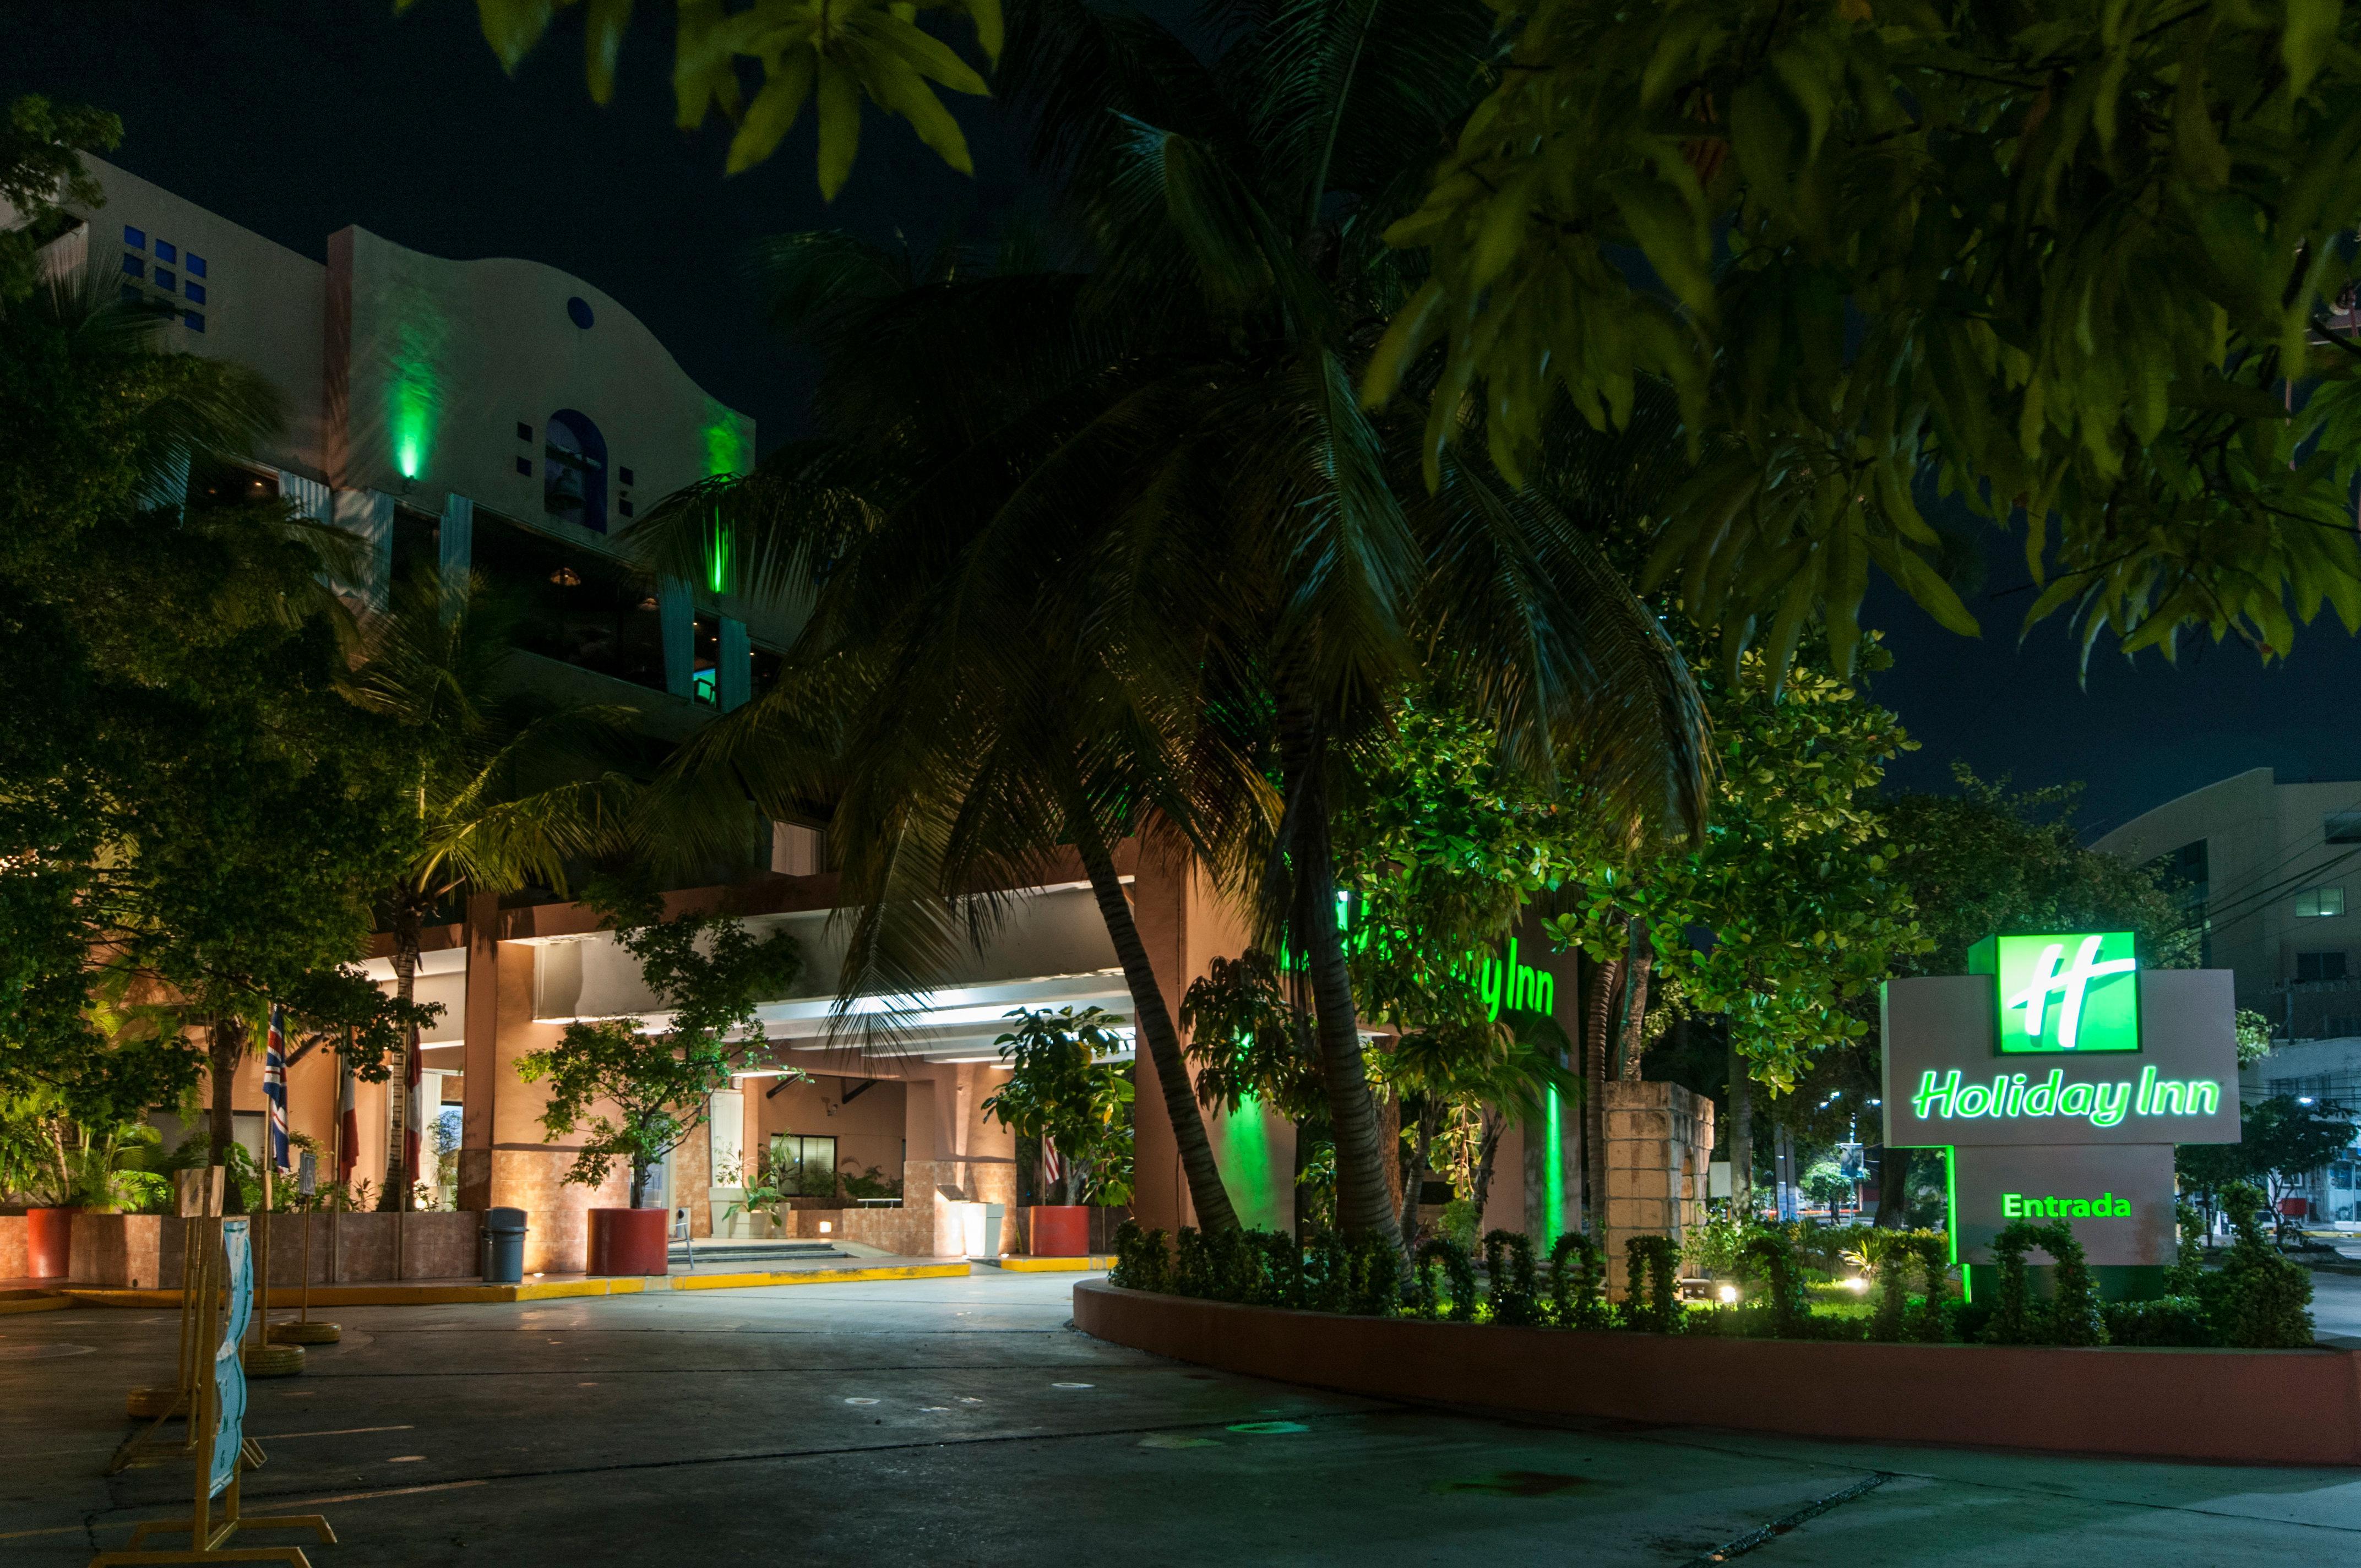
[706,513,732,594]
[386,302,449,486]
[703,400,749,478]
[396,439,421,481]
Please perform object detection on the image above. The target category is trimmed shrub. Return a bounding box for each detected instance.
[2211,1182,2314,1348]
[1625,1235,1680,1333]
[2104,1295,2212,1347]
[1482,1230,1542,1326]
[1414,1237,1477,1320]
[1547,1232,1607,1328]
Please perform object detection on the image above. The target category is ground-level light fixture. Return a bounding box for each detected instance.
[1843,1277,1870,1293]
[1717,1284,1739,1304]
[818,1221,833,1234]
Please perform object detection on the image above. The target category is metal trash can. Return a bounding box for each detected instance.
[481,1207,527,1284]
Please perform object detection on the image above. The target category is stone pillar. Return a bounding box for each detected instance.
[1602,1080,1716,1300]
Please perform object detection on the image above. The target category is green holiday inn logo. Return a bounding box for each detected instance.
[1967,931,2141,1053]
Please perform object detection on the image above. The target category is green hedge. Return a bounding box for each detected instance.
[1108,1211,2314,1349]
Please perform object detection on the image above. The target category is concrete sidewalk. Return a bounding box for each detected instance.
[3,1271,2358,1565]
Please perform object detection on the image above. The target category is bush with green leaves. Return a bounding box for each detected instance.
[1864,1228,1951,1344]
[1415,1237,1479,1321]
[2210,1182,2315,1349]
[1625,1236,1682,1333]
[1548,1232,1609,1329]
[1482,1229,1542,1326]
[1983,1219,2107,1348]
[1739,1232,1813,1338]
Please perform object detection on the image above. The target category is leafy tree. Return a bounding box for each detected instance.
[1881,767,2191,977]
[1549,643,1924,1096]
[2239,1095,2357,1213]
[410,0,1004,195]
[0,271,426,1155]
[0,95,119,303]
[345,567,639,1206]
[516,891,803,1208]
[980,1006,1135,1205]
[1372,1,2361,678]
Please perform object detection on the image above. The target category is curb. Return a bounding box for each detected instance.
[984,1256,1112,1273]
[0,1294,73,1315]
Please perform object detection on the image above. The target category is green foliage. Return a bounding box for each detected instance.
[1551,646,1922,1092]
[517,891,802,1206]
[1109,1219,1169,1293]
[2104,1296,2213,1348]
[1984,1219,2107,1348]
[2235,1009,2276,1068]
[1414,1236,1478,1321]
[1739,1230,1814,1337]
[0,270,429,1127]
[2177,1095,2358,1210]
[1481,1229,1542,1326]
[1180,950,1325,1125]
[980,1005,1134,1206]
[1374,0,2361,675]
[411,0,1004,197]
[2211,1181,2316,1349]
[1864,1227,1951,1344]
[1624,1234,1682,1333]
[0,95,119,303]
[1547,1232,1608,1329]
[1884,769,2194,978]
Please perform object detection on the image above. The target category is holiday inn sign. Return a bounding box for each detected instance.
[1883,932,2239,1285]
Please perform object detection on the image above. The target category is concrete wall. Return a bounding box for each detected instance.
[1602,1081,1716,1299]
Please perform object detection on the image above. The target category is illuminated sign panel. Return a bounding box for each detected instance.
[1967,931,2140,1052]
[1884,940,2238,1276]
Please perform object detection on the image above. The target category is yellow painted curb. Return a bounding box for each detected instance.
[0,1294,73,1315]
[668,1262,971,1291]
[991,1256,1112,1273]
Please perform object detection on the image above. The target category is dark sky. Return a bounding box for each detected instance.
[9,0,2360,839]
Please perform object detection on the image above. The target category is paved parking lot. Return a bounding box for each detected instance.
[7,1271,2361,1566]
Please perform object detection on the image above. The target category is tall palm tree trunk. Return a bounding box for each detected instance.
[1618,924,1653,1082]
[1584,954,1622,1234]
[1071,828,1242,1233]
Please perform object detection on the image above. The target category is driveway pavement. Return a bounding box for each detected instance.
[6,1271,2361,1566]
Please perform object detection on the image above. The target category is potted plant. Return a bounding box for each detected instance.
[518,888,802,1275]
[982,1007,1134,1256]
[719,1149,796,1239]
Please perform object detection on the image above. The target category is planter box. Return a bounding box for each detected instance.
[66,1211,481,1287]
[1027,1205,1090,1257]
[587,1207,669,1276]
[26,1208,75,1278]
[1072,1280,2361,1468]
[0,1214,25,1279]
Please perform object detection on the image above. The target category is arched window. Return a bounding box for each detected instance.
[544,409,607,533]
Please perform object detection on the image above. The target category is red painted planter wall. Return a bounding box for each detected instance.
[586,1208,669,1276]
[1072,1280,2361,1468]
[25,1208,74,1280]
[1028,1205,1090,1257]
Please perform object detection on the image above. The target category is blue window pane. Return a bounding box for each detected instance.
[515,456,531,477]
[619,499,635,518]
[184,254,206,278]
[155,239,177,264]
[121,254,144,277]
[183,282,205,305]
[123,225,145,249]
[154,269,176,292]
[182,311,204,333]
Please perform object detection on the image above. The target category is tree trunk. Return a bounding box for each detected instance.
[387,900,421,1212]
[1584,954,1622,1235]
[1618,929,1654,1082]
[1874,1143,1910,1227]
[1469,1106,1505,1228]
[208,1014,247,1186]
[1397,1099,1440,1245]
[1277,703,1399,1246]
[1074,827,1242,1233]
[1295,810,1399,1245]
[1726,1039,1754,1221]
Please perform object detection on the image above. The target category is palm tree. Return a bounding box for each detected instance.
[344,569,637,1207]
[637,0,1711,1246]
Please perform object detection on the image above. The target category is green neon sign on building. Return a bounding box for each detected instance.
[1967,931,2140,1053]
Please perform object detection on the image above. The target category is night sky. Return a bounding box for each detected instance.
[10,0,2361,838]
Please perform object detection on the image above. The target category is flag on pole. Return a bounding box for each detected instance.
[262,1004,290,1174]
[336,1028,358,1187]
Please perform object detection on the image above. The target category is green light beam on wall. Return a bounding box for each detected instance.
[385,296,450,484]
[1543,1088,1564,1244]
[1222,1092,1277,1228]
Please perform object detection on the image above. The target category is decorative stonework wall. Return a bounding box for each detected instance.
[1602,1081,1716,1300]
